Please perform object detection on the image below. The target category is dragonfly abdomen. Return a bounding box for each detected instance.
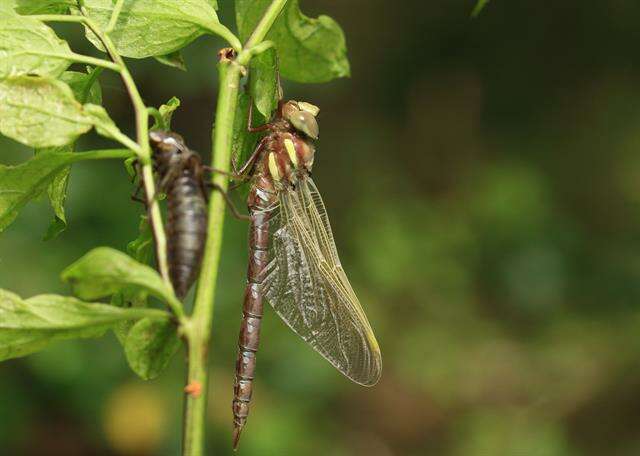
[233,196,273,448]
[166,173,207,299]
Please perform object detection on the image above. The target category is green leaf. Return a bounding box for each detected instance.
[13,0,74,15]
[0,151,79,233]
[471,0,491,17]
[111,214,155,345]
[41,146,71,240]
[127,215,154,264]
[154,51,187,71]
[61,247,178,306]
[0,75,93,148]
[154,97,181,130]
[0,10,74,77]
[236,0,350,83]
[232,90,264,165]
[249,47,278,118]
[83,0,239,58]
[37,70,103,240]
[0,150,129,233]
[0,289,169,362]
[124,318,180,380]
[83,103,123,141]
[60,69,103,105]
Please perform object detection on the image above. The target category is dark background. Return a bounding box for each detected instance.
[3,0,640,454]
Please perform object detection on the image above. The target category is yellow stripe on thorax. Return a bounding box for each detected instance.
[268,152,280,181]
[284,138,298,167]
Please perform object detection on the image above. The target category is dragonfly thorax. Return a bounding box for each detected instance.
[263,132,315,188]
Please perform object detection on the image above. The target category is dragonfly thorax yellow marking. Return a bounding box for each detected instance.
[284,138,298,167]
[267,152,280,181]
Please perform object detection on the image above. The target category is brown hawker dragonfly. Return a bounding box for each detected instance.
[231,98,382,448]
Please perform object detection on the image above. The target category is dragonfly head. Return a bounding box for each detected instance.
[281,100,320,140]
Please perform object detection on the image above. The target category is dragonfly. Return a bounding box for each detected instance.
[231,98,382,449]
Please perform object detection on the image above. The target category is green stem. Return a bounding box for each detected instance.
[122,308,173,321]
[79,11,174,295]
[182,2,289,454]
[106,0,125,32]
[33,12,172,288]
[183,57,242,456]
[72,148,133,161]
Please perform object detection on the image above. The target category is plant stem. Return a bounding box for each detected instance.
[242,0,288,53]
[183,2,288,454]
[106,0,125,32]
[78,11,174,294]
[72,148,133,161]
[183,55,242,456]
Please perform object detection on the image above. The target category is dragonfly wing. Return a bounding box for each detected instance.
[263,178,382,386]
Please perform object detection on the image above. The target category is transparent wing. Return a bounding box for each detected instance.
[262,178,382,386]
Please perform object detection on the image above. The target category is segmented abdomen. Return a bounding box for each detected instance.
[232,184,273,448]
[166,173,207,299]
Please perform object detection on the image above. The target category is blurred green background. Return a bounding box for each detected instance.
[3,0,640,454]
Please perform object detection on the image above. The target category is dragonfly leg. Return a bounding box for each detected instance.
[130,179,146,205]
[247,100,272,133]
[207,182,250,221]
[202,165,246,182]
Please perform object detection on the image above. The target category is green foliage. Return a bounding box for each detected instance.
[472,0,491,17]
[158,97,180,130]
[82,0,236,58]
[83,103,127,141]
[155,51,188,71]
[0,289,169,362]
[61,247,178,306]
[124,318,181,380]
[38,69,103,240]
[60,69,103,105]
[250,47,279,118]
[13,0,74,15]
[0,152,83,233]
[0,76,94,148]
[236,0,350,83]
[0,11,73,77]
[127,216,155,265]
[0,0,355,450]
[232,91,265,164]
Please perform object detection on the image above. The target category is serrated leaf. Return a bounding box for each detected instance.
[0,289,169,362]
[124,318,180,380]
[0,11,74,77]
[82,0,236,58]
[236,0,350,83]
[0,75,93,148]
[249,47,278,118]
[61,247,178,306]
[13,0,74,15]
[155,51,187,71]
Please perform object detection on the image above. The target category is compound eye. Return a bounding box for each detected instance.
[289,110,319,139]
